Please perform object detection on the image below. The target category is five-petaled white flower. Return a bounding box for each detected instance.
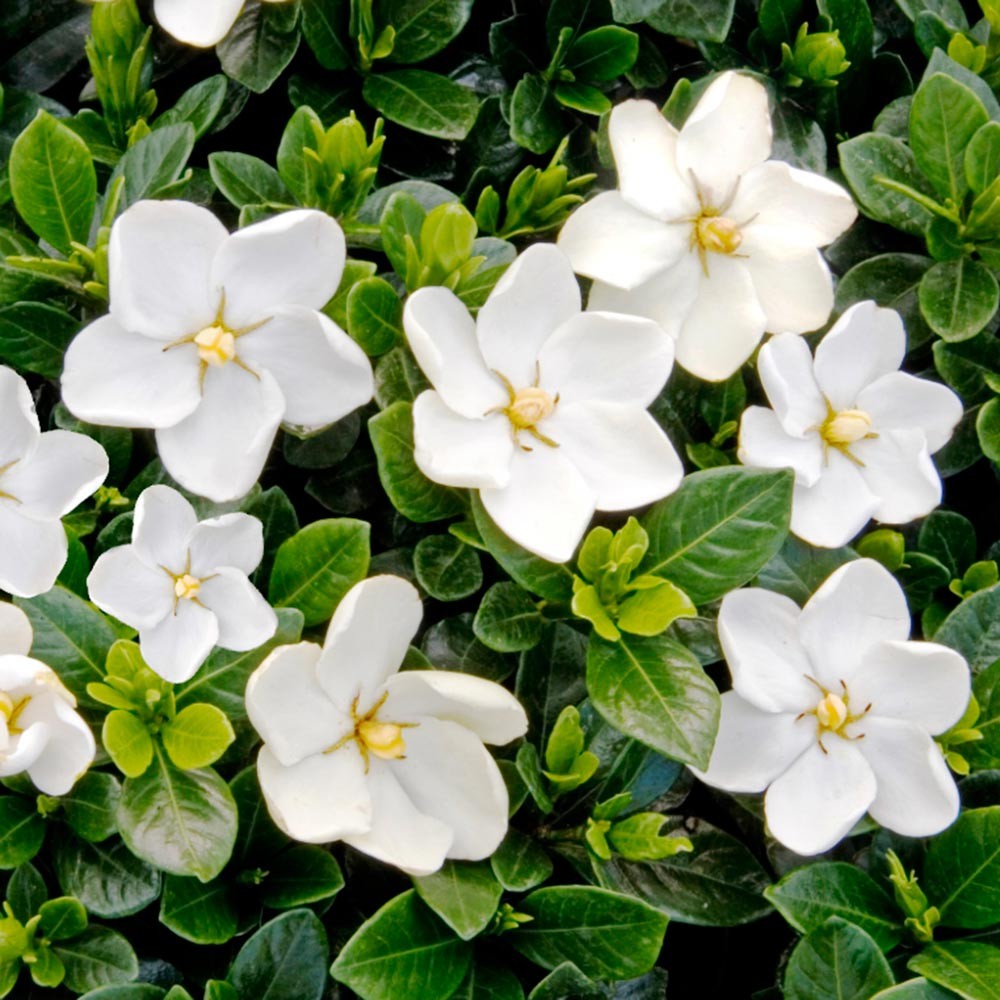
[87,485,277,683]
[695,559,970,856]
[0,366,108,598]
[62,201,374,502]
[246,575,528,876]
[403,243,683,563]
[557,71,857,381]
[739,301,963,548]
[0,603,95,795]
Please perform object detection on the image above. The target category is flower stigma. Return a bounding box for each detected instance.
[694,213,743,256]
[818,405,877,466]
[325,691,415,771]
[489,364,559,451]
[173,573,201,601]
[0,692,31,737]
[799,676,872,750]
[194,325,237,367]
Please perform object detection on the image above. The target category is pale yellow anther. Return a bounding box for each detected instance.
[357,719,407,760]
[0,693,13,722]
[507,386,557,430]
[695,214,743,255]
[174,574,201,600]
[816,692,849,731]
[822,409,873,446]
[194,325,237,367]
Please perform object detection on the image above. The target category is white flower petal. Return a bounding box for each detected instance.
[850,640,971,734]
[197,567,277,651]
[258,744,372,843]
[317,576,423,716]
[853,430,942,525]
[132,485,198,572]
[789,451,879,548]
[392,717,509,862]
[153,0,245,46]
[558,192,688,292]
[476,244,581,387]
[25,698,95,796]
[0,367,39,466]
[545,401,683,511]
[765,738,876,856]
[404,287,506,418]
[212,210,346,330]
[718,587,817,712]
[813,302,906,410]
[187,513,263,576]
[0,505,67,598]
[857,372,963,453]
[608,99,698,220]
[109,200,226,340]
[139,599,219,683]
[676,72,772,206]
[858,716,960,838]
[0,656,54,693]
[742,249,834,334]
[0,604,32,656]
[798,559,911,691]
[383,671,528,745]
[0,722,49,776]
[693,692,814,792]
[757,333,827,436]
[246,642,351,767]
[87,546,174,631]
[61,315,202,429]
[674,256,766,381]
[480,446,594,563]
[155,365,285,502]
[4,431,107,520]
[343,761,452,875]
[536,311,674,408]
[412,392,514,490]
[738,406,824,488]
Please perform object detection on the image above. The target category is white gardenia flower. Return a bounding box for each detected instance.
[403,243,683,563]
[695,559,970,856]
[558,72,857,381]
[246,575,528,876]
[0,603,95,795]
[62,201,374,502]
[739,301,963,548]
[0,366,108,598]
[87,485,277,683]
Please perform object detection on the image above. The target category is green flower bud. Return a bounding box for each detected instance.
[781,23,851,88]
[0,906,28,964]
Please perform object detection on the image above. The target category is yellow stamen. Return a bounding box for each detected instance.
[0,693,13,722]
[194,325,237,367]
[357,720,407,760]
[173,573,201,601]
[694,214,743,255]
[821,408,873,447]
[816,692,849,731]
[507,386,557,430]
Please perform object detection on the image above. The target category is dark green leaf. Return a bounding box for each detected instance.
[363,71,480,140]
[783,917,894,1000]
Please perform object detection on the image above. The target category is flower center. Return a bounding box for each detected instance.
[815,692,848,731]
[821,408,873,447]
[173,573,201,601]
[0,692,31,736]
[800,676,872,748]
[357,719,407,761]
[694,214,743,255]
[194,325,237,367]
[508,386,557,430]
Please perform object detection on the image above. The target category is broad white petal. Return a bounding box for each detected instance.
[246,642,351,767]
[765,738,876,856]
[480,445,594,563]
[412,392,514,489]
[676,72,772,206]
[814,302,906,410]
[798,559,911,691]
[155,365,285,502]
[558,192,688,292]
[25,698,95,796]
[738,407,824,488]
[383,671,528,745]
[850,640,970,735]
[718,588,817,712]
[154,0,245,46]
[0,367,39,467]
[87,546,174,630]
[858,716,959,838]
[789,452,879,549]
[742,249,834,334]
[853,430,942,525]
[5,431,107,520]
[212,210,346,329]
[197,568,276,651]
[674,256,766,381]
[317,576,423,716]
[343,761,452,875]
[139,599,219,683]
[536,311,674,408]
[188,513,263,577]
[0,604,32,656]
[392,718,509,862]
[757,333,827,436]
[476,244,581,387]
[609,99,698,220]
[404,287,505,418]
[132,485,198,573]
[61,315,202,429]
[857,372,962,453]
[0,656,55,694]
[545,401,683,511]
[109,200,226,340]
[0,505,67,598]
[0,723,49,776]
[258,745,372,843]
[693,692,814,793]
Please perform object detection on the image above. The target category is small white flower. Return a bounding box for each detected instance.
[0,603,95,795]
[0,366,108,598]
[739,301,963,548]
[403,244,683,563]
[62,201,374,502]
[557,72,857,381]
[87,485,277,683]
[695,559,970,856]
[246,575,528,876]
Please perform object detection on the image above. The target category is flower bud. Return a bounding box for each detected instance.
[781,24,850,87]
